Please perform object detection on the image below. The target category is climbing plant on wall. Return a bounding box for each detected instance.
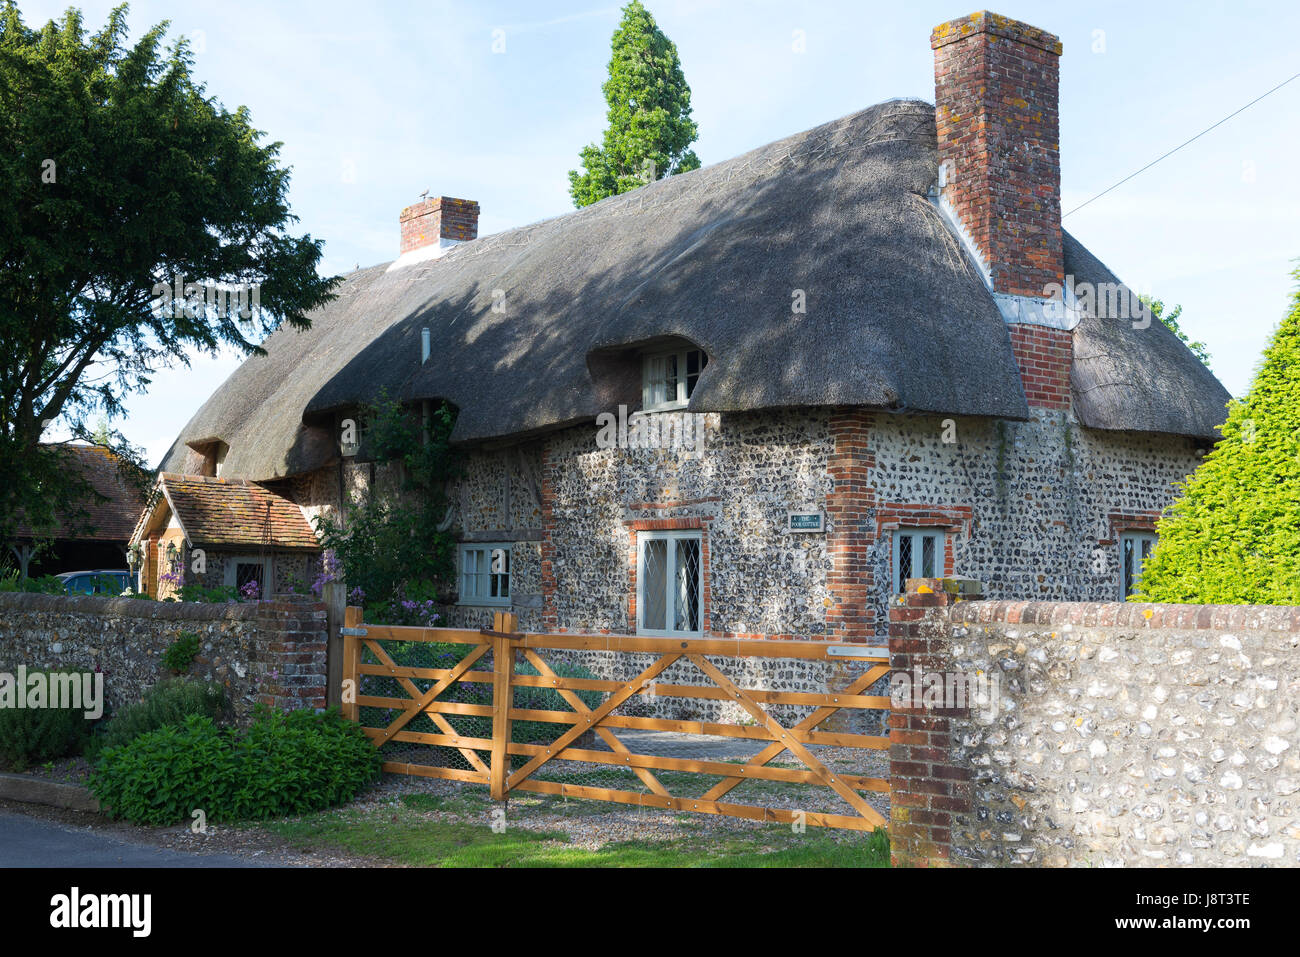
[313,393,460,617]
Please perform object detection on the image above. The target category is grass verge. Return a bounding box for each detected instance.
[263,797,890,867]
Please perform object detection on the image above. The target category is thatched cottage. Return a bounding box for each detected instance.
[141,12,1229,645]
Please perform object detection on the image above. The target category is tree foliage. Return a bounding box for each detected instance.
[1134,267,1300,604]
[1139,295,1212,368]
[0,3,337,542]
[568,1,700,208]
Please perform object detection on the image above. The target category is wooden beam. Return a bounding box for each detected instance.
[490,611,519,801]
[511,779,883,832]
[341,606,364,722]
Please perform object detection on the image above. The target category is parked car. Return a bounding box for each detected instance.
[57,570,134,596]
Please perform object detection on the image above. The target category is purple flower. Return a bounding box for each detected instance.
[311,550,343,596]
[239,579,261,600]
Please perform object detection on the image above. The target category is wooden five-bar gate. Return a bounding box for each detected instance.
[341,608,890,831]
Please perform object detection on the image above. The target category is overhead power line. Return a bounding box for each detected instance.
[1064,69,1300,218]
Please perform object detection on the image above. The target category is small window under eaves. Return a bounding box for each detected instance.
[642,347,708,411]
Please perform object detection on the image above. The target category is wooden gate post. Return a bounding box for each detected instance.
[342,605,363,722]
[489,611,519,801]
[324,582,347,708]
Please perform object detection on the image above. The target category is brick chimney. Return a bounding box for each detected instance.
[931,11,1073,410]
[398,196,479,258]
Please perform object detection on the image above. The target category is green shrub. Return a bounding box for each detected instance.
[89,707,383,825]
[172,583,241,603]
[0,573,65,594]
[1136,266,1300,604]
[84,678,227,763]
[0,671,97,770]
[161,631,201,673]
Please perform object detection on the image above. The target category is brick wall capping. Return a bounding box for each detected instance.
[931,11,1063,55]
[943,600,1300,632]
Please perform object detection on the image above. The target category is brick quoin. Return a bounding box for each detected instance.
[932,12,1071,410]
[254,594,329,711]
[888,577,983,867]
[826,410,876,641]
[540,444,558,631]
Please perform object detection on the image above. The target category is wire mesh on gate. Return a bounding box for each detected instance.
[356,636,496,777]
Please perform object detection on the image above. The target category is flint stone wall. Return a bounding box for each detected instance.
[0,592,328,723]
[889,581,1300,867]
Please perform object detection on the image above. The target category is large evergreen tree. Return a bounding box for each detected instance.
[568,1,700,208]
[0,4,337,544]
[1134,266,1300,604]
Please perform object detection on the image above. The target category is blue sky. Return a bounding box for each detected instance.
[21,0,1300,466]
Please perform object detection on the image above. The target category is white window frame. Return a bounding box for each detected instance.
[224,555,272,598]
[459,543,512,607]
[636,529,703,637]
[892,528,946,594]
[1119,531,1157,599]
[642,348,708,412]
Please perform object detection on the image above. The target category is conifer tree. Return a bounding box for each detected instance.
[1134,267,1300,604]
[569,1,700,208]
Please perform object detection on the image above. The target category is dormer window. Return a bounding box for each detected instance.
[642,348,708,411]
[190,440,228,477]
[338,410,369,458]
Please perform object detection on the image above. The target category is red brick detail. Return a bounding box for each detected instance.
[399,196,479,254]
[623,518,711,635]
[254,594,328,711]
[1102,508,1161,544]
[540,445,557,631]
[826,410,876,642]
[888,578,983,867]
[932,12,1063,300]
[1007,324,1071,410]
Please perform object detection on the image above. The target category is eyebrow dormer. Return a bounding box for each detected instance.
[186,438,228,477]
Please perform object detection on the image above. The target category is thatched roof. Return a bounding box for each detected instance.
[12,444,146,543]
[131,474,319,551]
[161,99,1229,481]
[1066,233,1230,438]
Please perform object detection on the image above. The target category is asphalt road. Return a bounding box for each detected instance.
[0,811,262,867]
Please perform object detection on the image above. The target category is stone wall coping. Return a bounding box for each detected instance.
[944,599,1300,632]
[0,591,260,621]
